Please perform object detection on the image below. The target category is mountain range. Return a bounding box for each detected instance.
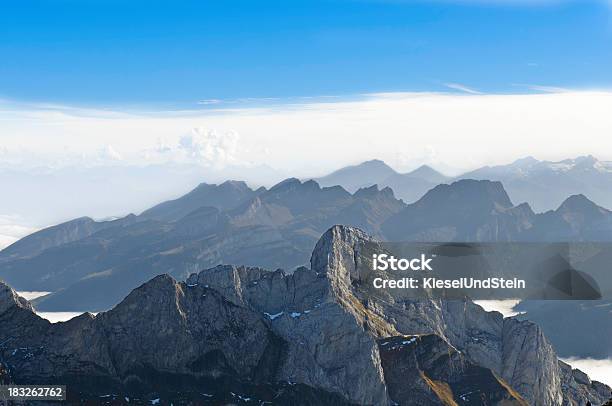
[0,163,288,232]
[1,226,609,405]
[0,178,404,311]
[3,160,612,363]
[5,175,612,314]
[459,155,612,212]
[313,155,612,212]
[314,159,451,204]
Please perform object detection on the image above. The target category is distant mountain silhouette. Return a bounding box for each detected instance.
[314,160,450,203]
[382,179,533,241]
[459,155,612,212]
[383,179,612,243]
[0,215,138,261]
[315,156,612,211]
[141,180,257,222]
[313,159,397,192]
[403,164,450,184]
[3,166,612,361]
[4,175,612,312]
[0,179,405,311]
[523,194,612,241]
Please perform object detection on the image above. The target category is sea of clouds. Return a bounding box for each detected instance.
[561,357,612,387]
[0,214,37,250]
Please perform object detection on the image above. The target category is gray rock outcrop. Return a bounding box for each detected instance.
[0,225,609,405]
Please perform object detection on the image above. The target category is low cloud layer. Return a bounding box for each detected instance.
[2,91,612,177]
[0,215,37,249]
[561,357,612,387]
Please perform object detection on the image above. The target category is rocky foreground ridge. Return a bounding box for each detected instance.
[1,226,610,405]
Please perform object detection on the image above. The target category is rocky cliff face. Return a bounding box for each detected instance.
[0,226,609,405]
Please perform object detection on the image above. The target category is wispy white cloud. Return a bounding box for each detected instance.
[513,83,572,93]
[444,83,483,94]
[197,99,222,105]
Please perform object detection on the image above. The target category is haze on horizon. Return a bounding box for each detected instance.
[2,0,612,249]
[2,0,611,179]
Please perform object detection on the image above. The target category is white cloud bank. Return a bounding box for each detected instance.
[474,300,612,387]
[561,357,612,387]
[177,128,240,167]
[2,90,612,177]
[0,215,37,249]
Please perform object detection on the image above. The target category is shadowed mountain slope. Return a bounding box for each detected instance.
[0,179,405,311]
[0,226,608,405]
[383,179,612,243]
[140,180,258,222]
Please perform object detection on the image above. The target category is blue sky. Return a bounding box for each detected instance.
[1,0,611,106]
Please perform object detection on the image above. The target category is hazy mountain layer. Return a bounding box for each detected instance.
[459,155,612,212]
[3,174,612,361]
[0,179,405,311]
[315,155,612,211]
[313,159,451,203]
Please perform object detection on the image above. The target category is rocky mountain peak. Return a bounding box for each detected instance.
[353,184,395,200]
[404,164,449,183]
[268,177,303,192]
[314,159,397,192]
[1,226,610,405]
[419,179,513,209]
[353,184,380,197]
[310,225,373,278]
[381,180,533,241]
[330,159,395,176]
[0,280,33,315]
[510,156,539,167]
[514,202,536,216]
[140,180,256,222]
[263,178,350,202]
[557,194,607,216]
[219,179,251,191]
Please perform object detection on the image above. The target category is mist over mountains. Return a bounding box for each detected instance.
[2,155,612,367]
[314,159,451,204]
[0,163,288,238]
[0,178,404,311]
[313,155,612,212]
[1,155,610,242]
[3,172,612,312]
[459,155,612,212]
